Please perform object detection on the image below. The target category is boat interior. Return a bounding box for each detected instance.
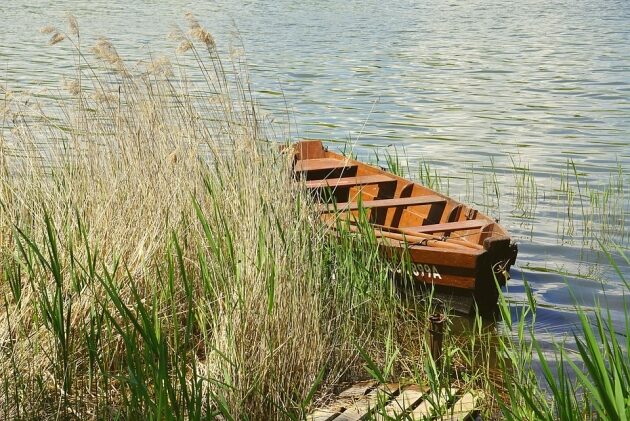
[292,140,504,250]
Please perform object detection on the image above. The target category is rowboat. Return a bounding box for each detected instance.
[292,140,518,312]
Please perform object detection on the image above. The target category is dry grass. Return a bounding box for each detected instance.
[0,15,340,419]
[0,15,493,420]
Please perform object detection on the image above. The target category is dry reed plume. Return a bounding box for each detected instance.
[0,14,467,420]
[0,15,351,419]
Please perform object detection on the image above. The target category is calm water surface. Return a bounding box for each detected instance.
[2,1,630,348]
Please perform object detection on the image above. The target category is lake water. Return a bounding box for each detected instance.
[2,1,630,350]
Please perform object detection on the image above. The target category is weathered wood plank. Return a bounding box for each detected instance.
[334,383,399,421]
[408,388,457,420]
[307,408,342,421]
[373,384,428,420]
[440,391,483,421]
[338,380,378,398]
[307,382,482,421]
[307,381,377,421]
[307,396,362,421]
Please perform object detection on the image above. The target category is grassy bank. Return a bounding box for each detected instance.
[1,15,629,420]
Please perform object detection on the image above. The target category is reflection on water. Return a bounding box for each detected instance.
[2,0,630,348]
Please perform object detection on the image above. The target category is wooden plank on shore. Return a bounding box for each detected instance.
[373,384,428,420]
[307,382,482,421]
[408,388,457,420]
[307,381,378,421]
[307,396,362,421]
[440,391,483,421]
[338,380,377,397]
[307,408,342,421]
[334,383,399,421]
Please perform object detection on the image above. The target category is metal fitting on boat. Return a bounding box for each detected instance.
[428,301,446,366]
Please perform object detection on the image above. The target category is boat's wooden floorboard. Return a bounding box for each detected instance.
[308,382,481,421]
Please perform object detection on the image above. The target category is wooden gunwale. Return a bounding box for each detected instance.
[344,223,474,251]
[380,238,482,269]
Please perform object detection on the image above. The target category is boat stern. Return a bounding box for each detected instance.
[473,236,518,311]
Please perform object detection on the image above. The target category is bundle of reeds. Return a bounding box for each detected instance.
[0,14,457,420]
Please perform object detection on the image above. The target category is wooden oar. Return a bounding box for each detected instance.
[316,200,484,250]
[339,222,476,251]
[323,212,484,250]
[374,223,485,250]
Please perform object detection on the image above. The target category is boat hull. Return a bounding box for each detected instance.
[381,234,517,306]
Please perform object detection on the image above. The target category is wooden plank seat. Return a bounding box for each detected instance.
[305,174,396,189]
[294,158,358,174]
[318,195,446,213]
[406,219,487,234]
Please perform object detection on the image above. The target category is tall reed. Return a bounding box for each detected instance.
[0,15,412,419]
[496,247,630,420]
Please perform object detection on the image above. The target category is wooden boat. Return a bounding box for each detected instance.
[292,140,518,311]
